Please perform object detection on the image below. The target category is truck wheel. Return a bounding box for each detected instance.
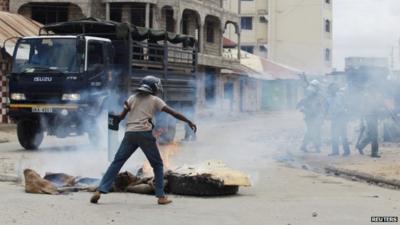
[17,120,44,150]
[166,173,239,196]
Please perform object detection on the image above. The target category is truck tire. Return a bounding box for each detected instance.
[166,173,239,196]
[17,120,44,150]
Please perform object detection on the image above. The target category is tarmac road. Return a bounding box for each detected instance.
[0,111,399,225]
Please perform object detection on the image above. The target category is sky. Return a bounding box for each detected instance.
[333,0,400,70]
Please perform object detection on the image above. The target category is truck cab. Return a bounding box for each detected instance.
[8,35,114,149]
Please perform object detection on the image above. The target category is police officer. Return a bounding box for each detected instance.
[326,83,351,156]
[356,89,381,158]
[297,80,325,153]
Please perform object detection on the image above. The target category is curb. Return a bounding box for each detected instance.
[325,166,400,189]
[0,174,20,183]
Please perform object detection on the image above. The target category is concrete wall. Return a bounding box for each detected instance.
[268,0,332,75]
[69,3,85,20]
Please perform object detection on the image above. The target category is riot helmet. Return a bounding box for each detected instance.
[137,75,163,95]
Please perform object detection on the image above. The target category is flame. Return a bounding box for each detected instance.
[141,130,181,177]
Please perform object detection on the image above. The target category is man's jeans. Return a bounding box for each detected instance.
[98,131,165,197]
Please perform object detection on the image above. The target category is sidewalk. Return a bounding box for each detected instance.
[288,145,400,188]
[0,123,16,143]
[0,123,16,131]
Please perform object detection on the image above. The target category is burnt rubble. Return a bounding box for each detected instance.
[23,161,251,196]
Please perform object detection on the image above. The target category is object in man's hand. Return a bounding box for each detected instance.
[108,113,120,131]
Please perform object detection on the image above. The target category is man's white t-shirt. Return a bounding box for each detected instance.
[124,94,167,132]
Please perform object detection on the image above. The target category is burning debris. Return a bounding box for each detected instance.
[23,161,251,196]
[166,160,251,196]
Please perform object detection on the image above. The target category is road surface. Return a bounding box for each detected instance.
[0,112,399,225]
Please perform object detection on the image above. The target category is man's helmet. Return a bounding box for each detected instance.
[137,76,163,94]
[305,79,320,96]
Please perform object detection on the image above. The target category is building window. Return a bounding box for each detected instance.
[325,0,331,4]
[206,21,215,43]
[324,19,331,33]
[259,45,267,52]
[241,45,254,54]
[241,17,253,30]
[325,48,331,61]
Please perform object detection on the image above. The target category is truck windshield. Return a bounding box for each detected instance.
[12,38,79,74]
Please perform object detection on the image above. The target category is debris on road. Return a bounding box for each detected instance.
[24,169,59,195]
[325,166,400,189]
[43,173,75,188]
[22,160,251,196]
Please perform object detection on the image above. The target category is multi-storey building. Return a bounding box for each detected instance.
[224,0,333,75]
[9,0,242,111]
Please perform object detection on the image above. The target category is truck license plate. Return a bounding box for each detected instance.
[32,107,53,113]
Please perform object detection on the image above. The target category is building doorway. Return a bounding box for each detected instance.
[224,82,234,111]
